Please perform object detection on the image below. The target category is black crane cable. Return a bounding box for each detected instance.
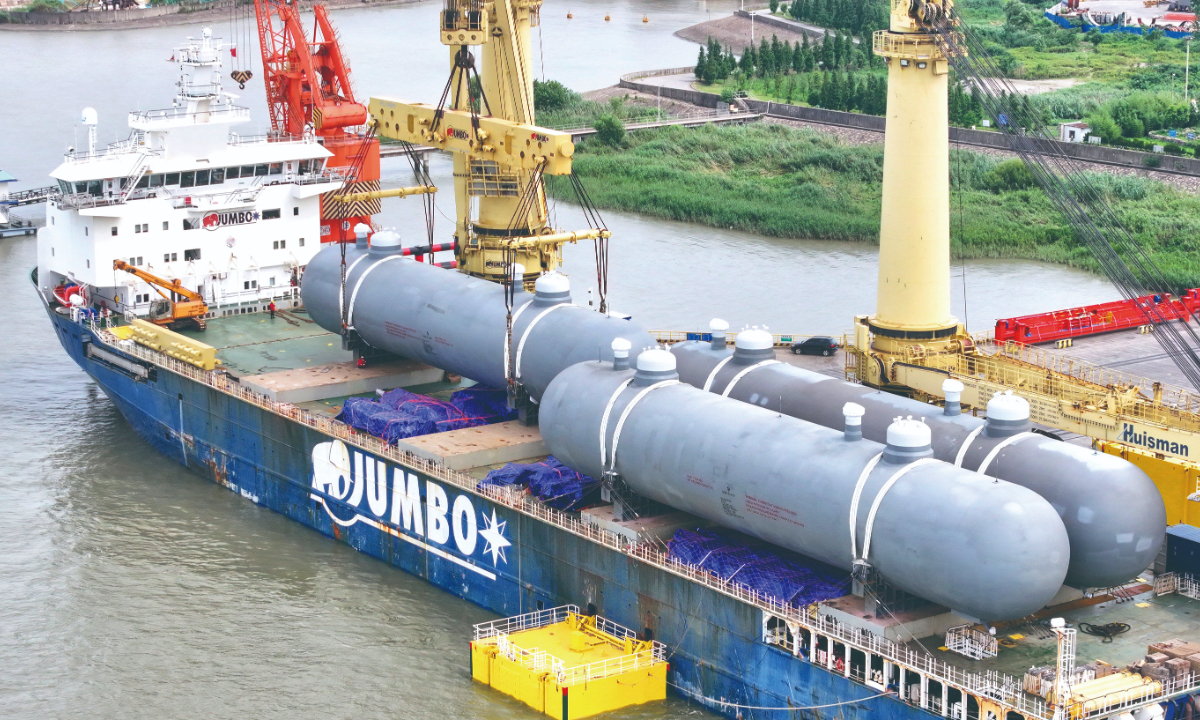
[1078,622,1131,643]
[921,10,1200,393]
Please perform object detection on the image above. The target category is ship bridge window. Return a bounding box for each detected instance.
[240,165,255,177]
[165,173,180,186]
[74,181,87,194]
[184,248,200,261]
[263,209,281,220]
[87,180,102,197]
[226,167,241,179]
[57,180,71,195]
[298,160,310,174]
[180,171,195,188]
[269,163,282,175]
[135,176,150,189]
[149,174,164,188]
[254,164,268,177]
[210,168,224,184]
[194,169,210,186]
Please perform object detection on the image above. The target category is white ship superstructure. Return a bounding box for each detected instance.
[36,28,343,318]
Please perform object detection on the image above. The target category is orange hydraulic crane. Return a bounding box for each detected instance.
[253,0,381,244]
[113,260,209,331]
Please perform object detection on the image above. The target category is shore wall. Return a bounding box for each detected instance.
[619,67,1200,177]
[7,0,232,25]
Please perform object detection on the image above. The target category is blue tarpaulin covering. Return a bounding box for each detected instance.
[336,385,515,444]
[477,456,600,511]
[667,528,850,608]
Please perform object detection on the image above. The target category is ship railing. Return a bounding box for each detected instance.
[128,104,251,127]
[85,325,1195,720]
[227,131,306,146]
[650,330,855,349]
[473,605,579,640]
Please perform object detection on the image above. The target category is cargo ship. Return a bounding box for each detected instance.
[30,2,1200,720]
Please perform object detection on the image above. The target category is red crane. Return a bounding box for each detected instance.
[253,0,381,244]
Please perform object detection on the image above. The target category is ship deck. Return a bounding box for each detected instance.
[177,312,1200,687]
[916,590,1200,677]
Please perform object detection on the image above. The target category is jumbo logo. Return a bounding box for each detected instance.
[310,440,510,580]
[202,210,259,231]
[530,132,549,143]
[1122,423,1189,457]
[446,127,470,141]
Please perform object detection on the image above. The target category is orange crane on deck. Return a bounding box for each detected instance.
[113,260,209,331]
[252,0,381,244]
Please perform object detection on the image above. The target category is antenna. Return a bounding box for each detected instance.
[81,107,98,153]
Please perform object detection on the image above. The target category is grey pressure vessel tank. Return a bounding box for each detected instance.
[539,348,1072,621]
[300,238,656,400]
[670,326,1166,590]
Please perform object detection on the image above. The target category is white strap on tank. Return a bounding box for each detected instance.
[847,453,884,560]
[859,458,939,564]
[514,303,580,380]
[346,255,402,329]
[503,298,536,382]
[597,378,635,469]
[338,254,371,327]
[720,359,781,398]
[953,425,986,468]
[607,380,679,471]
[702,356,735,392]
[975,432,1037,476]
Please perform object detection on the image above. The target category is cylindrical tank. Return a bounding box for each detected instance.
[540,350,1072,621]
[301,243,656,400]
[670,336,1166,589]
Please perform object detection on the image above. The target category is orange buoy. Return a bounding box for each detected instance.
[604,14,610,20]
[643,15,648,22]
[567,11,572,17]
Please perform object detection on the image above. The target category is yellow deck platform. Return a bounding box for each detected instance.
[470,606,667,719]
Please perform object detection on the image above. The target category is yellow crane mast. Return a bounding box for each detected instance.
[366,0,606,286]
[845,0,1200,525]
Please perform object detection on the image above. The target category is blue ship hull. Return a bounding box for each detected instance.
[45,303,935,720]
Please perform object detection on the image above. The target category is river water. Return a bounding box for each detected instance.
[0,2,1119,718]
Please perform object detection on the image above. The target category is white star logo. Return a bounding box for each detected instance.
[478,509,511,566]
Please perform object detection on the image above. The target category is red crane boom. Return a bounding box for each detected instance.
[253,0,381,244]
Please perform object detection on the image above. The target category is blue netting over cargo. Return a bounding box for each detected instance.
[336,388,499,443]
[477,456,600,511]
[667,528,850,608]
[450,385,517,424]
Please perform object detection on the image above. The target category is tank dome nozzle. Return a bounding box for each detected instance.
[733,326,774,364]
[534,271,571,303]
[884,415,934,464]
[369,229,402,255]
[986,390,1031,437]
[611,338,632,371]
[634,348,677,386]
[843,402,865,441]
[709,318,729,350]
[354,223,371,249]
[943,378,965,416]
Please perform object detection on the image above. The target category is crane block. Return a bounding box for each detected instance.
[368,97,575,175]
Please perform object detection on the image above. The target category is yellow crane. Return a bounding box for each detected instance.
[843,0,1200,525]
[113,260,209,331]
[366,0,607,287]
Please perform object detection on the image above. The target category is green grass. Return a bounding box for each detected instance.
[550,122,1200,290]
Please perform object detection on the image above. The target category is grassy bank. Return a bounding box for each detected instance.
[549,122,1200,289]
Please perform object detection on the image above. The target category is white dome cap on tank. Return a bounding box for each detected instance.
[370,229,402,252]
[887,416,932,448]
[535,272,570,294]
[637,348,676,373]
[735,327,773,351]
[987,390,1029,422]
